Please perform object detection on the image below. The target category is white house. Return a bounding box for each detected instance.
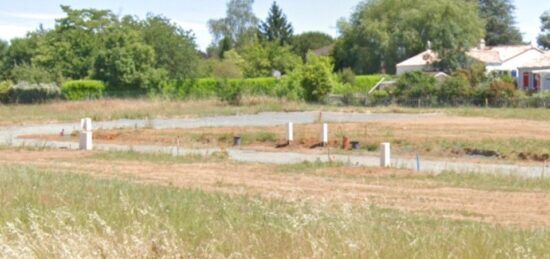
[517,53,550,91]
[396,40,547,79]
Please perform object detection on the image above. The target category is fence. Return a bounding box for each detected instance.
[325,94,550,108]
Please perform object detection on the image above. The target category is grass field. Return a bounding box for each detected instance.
[6,98,550,126]
[1,160,549,257]
[3,99,550,256]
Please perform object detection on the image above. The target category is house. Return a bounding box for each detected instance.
[517,53,550,91]
[396,40,547,79]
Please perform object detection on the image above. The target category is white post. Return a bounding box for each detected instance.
[79,118,93,150]
[287,122,294,143]
[380,142,391,167]
[321,123,329,145]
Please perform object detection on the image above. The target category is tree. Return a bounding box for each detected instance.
[334,0,484,74]
[141,14,199,79]
[478,0,523,46]
[301,52,335,102]
[208,0,259,51]
[35,6,117,80]
[0,40,7,80]
[258,2,293,45]
[291,32,334,60]
[239,42,301,78]
[93,23,167,91]
[538,11,550,49]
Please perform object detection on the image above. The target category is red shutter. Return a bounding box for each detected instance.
[523,72,529,90]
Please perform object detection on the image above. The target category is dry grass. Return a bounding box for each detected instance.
[1,164,549,258]
[27,115,550,163]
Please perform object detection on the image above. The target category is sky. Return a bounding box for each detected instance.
[0,0,549,51]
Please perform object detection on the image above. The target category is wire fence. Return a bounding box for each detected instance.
[325,94,550,108]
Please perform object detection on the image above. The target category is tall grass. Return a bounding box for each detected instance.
[0,165,548,257]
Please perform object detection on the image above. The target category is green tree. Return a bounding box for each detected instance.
[208,0,259,50]
[538,11,550,49]
[301,52,335,102]
[239,42,301,78]
[93,24,167,91]
[478,0,523,46]
[334,0,484,74]
[393,71,438,100]
[3,30,48,81]
[35,6,116,80]
[141,14,199,80]
[291,32,334,60]
[0,40,7,80]
[258,2,293,45]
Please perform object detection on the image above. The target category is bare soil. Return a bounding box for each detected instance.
[22,116,550,163]
[1,149,549,228]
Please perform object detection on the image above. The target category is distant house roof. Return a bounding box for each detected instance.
[396,41,546,69]
[519,53,550,69]
[396,50,439,67]
[313,44,335,56]
[467,44,543,64]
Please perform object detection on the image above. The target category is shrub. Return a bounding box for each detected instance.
[0,81,11,103]
[8,81,60,103]
[236,77,278,96]
[218,80,243,105]
[489,80,517,98]
[61,80,106,101]
[339,68,356,85]
[393,72,438,100]
[437,74,472,101]
[10,64,56,84]
[301,53,335,102]
[354,75,384,92]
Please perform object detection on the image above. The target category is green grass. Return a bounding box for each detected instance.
[446,107,550,121]
[0,165,548,257]
[426,171,550,192]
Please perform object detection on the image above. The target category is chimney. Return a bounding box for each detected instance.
[478,39,486,50]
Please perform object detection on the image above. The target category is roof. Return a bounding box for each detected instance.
[396,50,439,67]
[397,43,545,68]
[313,44,335,56]
[520,53,550,69]
[467,45,541,64]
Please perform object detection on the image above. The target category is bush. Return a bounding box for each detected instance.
[393,72,438,100]
[338,68,356,85]
[10,64,56,84]
[9,82,60,103]
[489,80,517,98]
[0,81,11,103]
[61,80,105,101]
[437,74,472,101]
[218,80,243,105]
[301,53,335,102]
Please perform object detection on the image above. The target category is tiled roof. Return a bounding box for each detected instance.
[396,50,439,67]
[467,45,536,64]
[520,53,550,68]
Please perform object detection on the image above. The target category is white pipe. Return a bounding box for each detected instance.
[79,118,93,150]
[287,122,294,143]
[321,123,328,145]
[380,142,391,167]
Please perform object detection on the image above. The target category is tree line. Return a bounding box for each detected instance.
[0,0,549,99]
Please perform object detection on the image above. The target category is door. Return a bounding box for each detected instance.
[523,72,530,90]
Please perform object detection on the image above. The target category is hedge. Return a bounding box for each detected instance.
[332,75,386,95]
[62,80,106,101]
[9,82,61,103]
[0,81,11,103]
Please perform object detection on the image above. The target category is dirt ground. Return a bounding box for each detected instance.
[22,115,550,162]
[1,149,549,228]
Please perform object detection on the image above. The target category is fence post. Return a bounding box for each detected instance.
[485,98,489,108]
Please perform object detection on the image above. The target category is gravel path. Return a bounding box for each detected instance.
[1,111,547,178]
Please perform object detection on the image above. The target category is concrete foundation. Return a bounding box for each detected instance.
[79,131,93,150]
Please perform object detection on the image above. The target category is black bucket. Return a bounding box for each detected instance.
[351,141,360,150]
[233,136,242,146]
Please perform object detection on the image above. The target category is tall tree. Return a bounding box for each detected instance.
[478,0,523,46]
[0,40,8,80]
[333,0,484,74]
[538,11,550,49]
[291,32,334,60]
[258,2,293,45]
[141,14,199,79]
[208,0,259,51]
